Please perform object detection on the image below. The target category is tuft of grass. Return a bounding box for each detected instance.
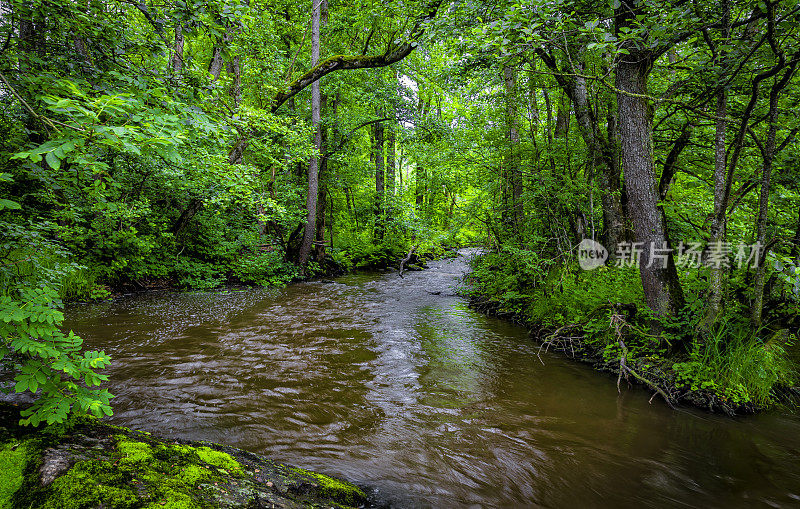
[675,322,796,407]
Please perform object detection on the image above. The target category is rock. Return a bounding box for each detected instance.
[39,447,75,486]
[0,403,367,508]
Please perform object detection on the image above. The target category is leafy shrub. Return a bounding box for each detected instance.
[231,251,300,286]
[1,179,113,425]
[673,321,796,407]
[173,256,226,290]
[0,287,113,425]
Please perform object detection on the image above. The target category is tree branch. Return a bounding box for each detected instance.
[129,1,169,45]
[659,122,693,199]
[271,0,443,112]
[323,117,392,159]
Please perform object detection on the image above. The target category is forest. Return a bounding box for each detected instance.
[1,0,800,428]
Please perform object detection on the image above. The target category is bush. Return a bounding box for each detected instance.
[231,251,300,286]
[1,184,113,425]
[673,321,796,407]
[173,256,226,290]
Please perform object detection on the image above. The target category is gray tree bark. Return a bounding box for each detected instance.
[614,21,684,317]
[171,24,184,77]
[297,0,322,268]
[702,0,731,330]
[374,110,385,241]
[752,63,797,326]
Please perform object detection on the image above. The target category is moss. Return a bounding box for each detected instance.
[1,406,366,509]
[0,440,33,509]
[289,466,366,507]
[117,437,155,464]
[178,464,210,485]
[29,435,238,509]
[43,460,140,509]
[194,446,244,476]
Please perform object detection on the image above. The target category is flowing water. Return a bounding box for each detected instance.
[64,252,800,508]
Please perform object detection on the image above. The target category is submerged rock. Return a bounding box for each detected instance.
[0,403,366,508]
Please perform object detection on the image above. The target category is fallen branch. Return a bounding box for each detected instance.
[398,244,418,278]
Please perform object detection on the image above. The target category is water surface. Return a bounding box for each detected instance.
[65,253,800,507]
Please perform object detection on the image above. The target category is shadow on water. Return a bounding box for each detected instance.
[65,252,800,508]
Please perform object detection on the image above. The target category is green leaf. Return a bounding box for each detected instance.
[0,199,21,210]
[45,151,61,170]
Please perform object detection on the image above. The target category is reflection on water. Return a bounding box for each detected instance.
[64,253,800,508]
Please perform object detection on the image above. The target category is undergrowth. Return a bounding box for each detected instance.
[464,250,798,412]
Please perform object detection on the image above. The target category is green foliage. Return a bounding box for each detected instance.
[231,251,300,287]
[336,232,406,270]
[173,257,226,291]
[673,322,796,407]
[1,171,113,426]
[0,287,113,426]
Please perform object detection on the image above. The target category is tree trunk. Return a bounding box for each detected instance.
[171,24,184,78]
[208,25,235,81]
[752,64,796,326]
[387,124,396,196]
[794,204,800,266]
[415,165,426,211]
[615,56,684,317]
[603,105,626,250]
[297,0,322,268]
[554,93,569,138]
[172,198,203,235]
[315,184,327,260]
[536,47,625,254]
[528,59,539,129]
[314,95,329,261]
[344,186,353,216]
[573,71,623,255]
[702,1,731,330]
[18,1,36,72]
[503,65,523,232]
[703,91,730,328]
[751,124,776,327]
[226,56,242,108]
[374,113,385,241]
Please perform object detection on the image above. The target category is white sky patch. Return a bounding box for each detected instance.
[399,74,418,128]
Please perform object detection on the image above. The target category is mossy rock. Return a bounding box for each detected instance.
[0,404,366,509]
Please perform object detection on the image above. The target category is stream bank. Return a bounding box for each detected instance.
[464,253,799,416]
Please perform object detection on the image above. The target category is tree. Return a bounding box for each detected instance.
[297,0,324,268]
[614,0,684,317]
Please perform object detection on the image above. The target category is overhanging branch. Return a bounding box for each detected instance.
[271,0,443,113]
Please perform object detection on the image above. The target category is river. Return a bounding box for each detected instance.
[64,252,800,507]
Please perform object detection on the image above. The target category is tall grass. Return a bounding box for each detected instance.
[676,320,797,407]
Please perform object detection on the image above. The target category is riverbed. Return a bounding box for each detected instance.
[64,252,800,507]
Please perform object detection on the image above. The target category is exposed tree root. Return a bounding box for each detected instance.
[610,313,676,409]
